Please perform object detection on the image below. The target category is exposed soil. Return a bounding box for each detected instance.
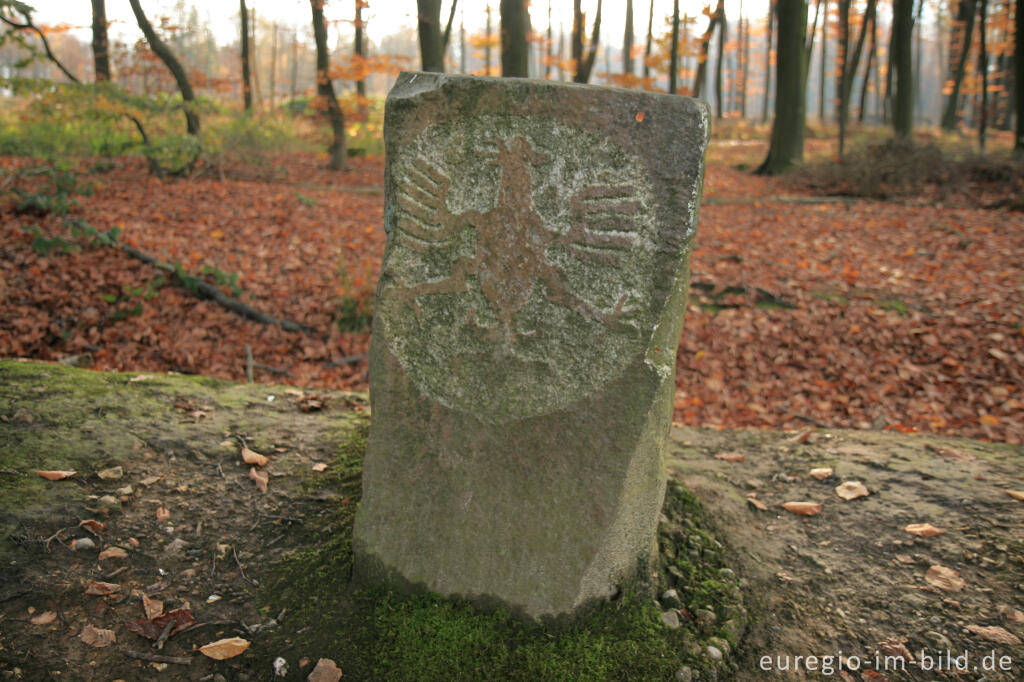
[1,361,1022,680]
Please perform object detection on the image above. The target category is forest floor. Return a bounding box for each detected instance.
[0,361,1021,681]
[1,134,1022,444]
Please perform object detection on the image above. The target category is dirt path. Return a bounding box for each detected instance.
[1,361,1021,680]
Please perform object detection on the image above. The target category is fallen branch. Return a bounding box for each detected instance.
[116,242,312,336]
[325,353,367,368]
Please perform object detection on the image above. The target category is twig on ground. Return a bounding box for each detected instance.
[123,651,191,665]
[232,546,258,587]
[253,362,291,376]
[154,619,175,650]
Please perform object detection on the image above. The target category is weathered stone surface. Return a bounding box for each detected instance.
[352,72,709,619]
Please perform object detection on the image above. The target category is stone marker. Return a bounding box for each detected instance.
[352,72,709,620]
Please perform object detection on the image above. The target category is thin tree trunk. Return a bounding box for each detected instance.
[624,0,634,77]
[913,0,923,120]
[290,28,298,99]
[858,9,875,122]
[355,0,366,97]
[837,0,875,158]
[461,15,467,74]
[762,1,775,123]
[270,22,278,107]
[310,0,346,170]
[500,0,529,77]
[669,0,680,93]
[644,0,654,81]
[240,2,253,110]
[546,1,553,78]
[941,0,978,130]
[572,0,602,83]
[90,0,111,81]
[819,0,827,121]
[892,0,914,138]
[128,0,200,135]
[741,1,749,117]
[694,2,723,98]
[250,8,262,108]
[757,0,808,173]
[977,0,987,150]
[486,5,493,76]
[1015,0,1023,158]
[0,9,80,82]
[715,4,728,117]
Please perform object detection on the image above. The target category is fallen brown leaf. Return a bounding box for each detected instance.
[84,581,121,596]
[142,594,164,621]
[97,546,128,560]
[311,462,328,472]
[746,496,768,511]
[714,452,745,462]
[155,507,171,522]
[996,604,1024,625]
[249,466,268,493]
[1007,490,1024,502]
[924,443,974,461]
[125,608,195,640]
[904,523,945,537]
[878,638,914,663]
[79,624,116,647]
[78,519,106,535]
[198,636,250,660]
[96,466,123,480]
[894,554,914,564]
[835,480,870,501]
[809,467,833,480]
[965,624,1022,645]
[36,470,76,481]
[30,611,57,625]
[781,501,823,516]
[241,446,269,467]
[138,475,161,487]
[924,565,965,592]
[307,657,343,682]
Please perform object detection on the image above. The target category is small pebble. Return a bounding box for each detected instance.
[660,610,681,629]
[72,537,96,551]
[660,589,683,609]
[706,645,723,661]
[674,666,693,682]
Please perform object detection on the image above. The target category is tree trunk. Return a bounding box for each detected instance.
[310,0,346,170]
[290,28,298,99]
[669,0,680,93]
[250,8,262,108]
[486,5,493,76]
[1016,0,1023,158]
[977,0,987,151]
[241,0,253,110]
[461,17,467,74]
[572,0,602,83]
[270,22,279,107]
[858,9,875,123]
[417,0,445,72]
[128,0,200,135]
[913,0,923,120]
[355,0,366,97]
[762,1,775,123]
[757,0,807,174]
[715,4,727,117]
[545,1,553,78]
[694,3,723,98]
[624,0,634,76]
[90,0,111,82]
[940,0,978,130]
[644,0,654,81]
[740,7,749,117]
[892,0,914,138]
[837,0,875,158]
[500,0,529,77]
[819,0,827,121]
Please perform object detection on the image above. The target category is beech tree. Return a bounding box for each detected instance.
[128,0,200,136]
[310,0,346,170]
[572,0,601,83]
[500,0,528,77]
[757,0,807,174]
[417,0,457,73]
[240,0,252,110]
[891,0,914,138]
[1016,0,1023,158]
[90,0,109,81]
[837,0,876,158]
[940,0,978,130]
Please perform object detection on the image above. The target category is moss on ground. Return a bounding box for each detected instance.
[257,430,748,681]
